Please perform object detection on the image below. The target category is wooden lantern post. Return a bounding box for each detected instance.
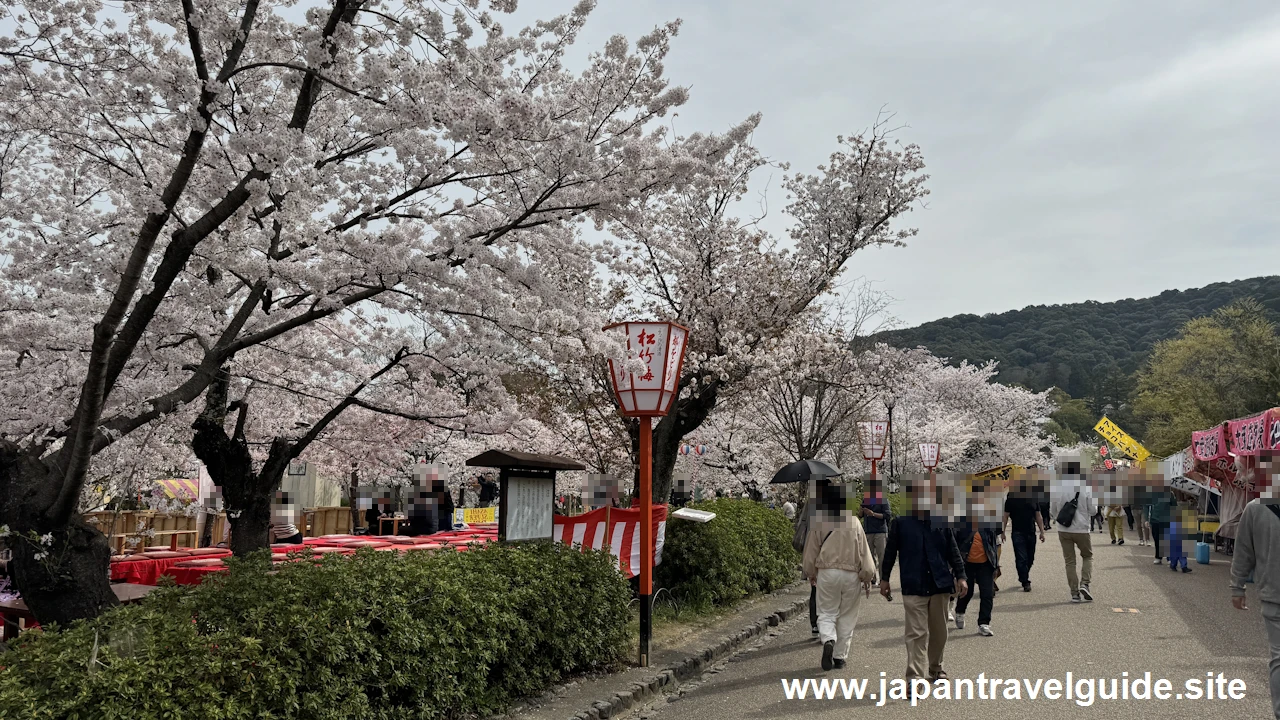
[603,320,689,668]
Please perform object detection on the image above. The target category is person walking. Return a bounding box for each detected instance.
[1003,485,1046,592]
[1167,492,1196,573]
[1148,489,1173,564]
[1131,494,1150,547]
[880,488,968,682]
[1230,491,1280,719]
[793,481,829,637]
[861,486,891,574]
[1107,504,1126,545]
[1049,455,1097,603]
[954,520,1000,636]
[803,482,877,671]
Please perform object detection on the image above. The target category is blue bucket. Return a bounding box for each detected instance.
[1195,541,1211,565]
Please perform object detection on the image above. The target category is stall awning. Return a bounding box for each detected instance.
[156,478,199,501]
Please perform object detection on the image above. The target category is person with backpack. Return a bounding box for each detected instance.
[1049,454,1097,603]
[1229,469,1280,719]
[803,481,877,671]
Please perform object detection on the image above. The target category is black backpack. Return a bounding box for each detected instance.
[1056,492,1080,528]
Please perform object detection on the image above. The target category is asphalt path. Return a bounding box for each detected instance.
[649,528,1272,719]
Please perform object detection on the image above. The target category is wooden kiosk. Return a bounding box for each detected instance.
[464,450,584,542]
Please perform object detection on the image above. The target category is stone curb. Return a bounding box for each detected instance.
[566,586,808,720]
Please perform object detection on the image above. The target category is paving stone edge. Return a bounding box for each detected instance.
[560,587,808,720]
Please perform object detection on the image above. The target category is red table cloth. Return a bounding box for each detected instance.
[168,562,228,586]
[110,550,231,585]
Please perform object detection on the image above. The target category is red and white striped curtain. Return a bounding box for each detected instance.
[552,505,667,578]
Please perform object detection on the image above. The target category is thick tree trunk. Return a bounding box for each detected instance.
[9,516,117,627]
[226,495,273,556]
[0,443,117,627]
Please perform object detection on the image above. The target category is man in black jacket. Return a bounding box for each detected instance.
[880,481,968,682]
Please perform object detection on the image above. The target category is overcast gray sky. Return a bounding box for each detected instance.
[514,0,1280,327]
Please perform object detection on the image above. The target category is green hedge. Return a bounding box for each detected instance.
[656,499,798,610]
[0,543,630,719]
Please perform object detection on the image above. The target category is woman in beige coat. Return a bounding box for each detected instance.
[802,483,877,671]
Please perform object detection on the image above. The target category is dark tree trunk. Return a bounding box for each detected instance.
[632,382,722,504]
[226,494,273,556]
[9,517,117,627]
[192,412,291,558]
[0,441,117,627]
[191,370,290,558]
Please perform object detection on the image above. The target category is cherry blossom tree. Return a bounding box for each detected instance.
[859,347,1056,477]
[595,114,930,501]
[0,0,696,625]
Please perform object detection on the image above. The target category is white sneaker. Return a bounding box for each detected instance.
[1071,594,1082,603]
[955,613,965,629]
[978,624,994,636]
[1153,558,1162,564]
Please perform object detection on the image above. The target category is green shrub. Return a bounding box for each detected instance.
[656,499,798,610]
[0,543,630,719]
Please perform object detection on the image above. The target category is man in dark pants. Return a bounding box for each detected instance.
[861,485,891,574]
[1003,487,1046,592]
[954,520,1001,636]
[880,497,968,682]
[1147,489,1173,564]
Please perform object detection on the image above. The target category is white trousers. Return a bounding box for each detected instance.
[816,568,865,660]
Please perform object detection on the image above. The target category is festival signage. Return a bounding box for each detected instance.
[454,507,498,524]
[1093,417,1151,463]
[1266,408,1280,451]
[1228,413,1268,456]
[1191,424,1229,461]
[971,464,1023,488]
[1161,449,1218,495]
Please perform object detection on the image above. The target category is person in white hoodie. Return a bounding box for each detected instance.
[1048,454,1098,603]
[802,481,877,671]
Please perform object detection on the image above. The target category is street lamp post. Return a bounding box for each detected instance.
[885,397,897,483]
[604,320,689,668]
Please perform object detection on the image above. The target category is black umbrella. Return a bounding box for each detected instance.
[770,459,841,484]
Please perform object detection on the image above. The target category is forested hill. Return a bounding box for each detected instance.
[876,276,1280,397]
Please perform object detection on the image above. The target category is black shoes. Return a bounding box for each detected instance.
[1022,582,1031,592]
[821,640,835,671]
[811,626,820,635]
[833,659,846,670]
[1118,539,1124,545]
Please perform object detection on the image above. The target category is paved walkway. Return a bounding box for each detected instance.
[644,528,1272,719]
